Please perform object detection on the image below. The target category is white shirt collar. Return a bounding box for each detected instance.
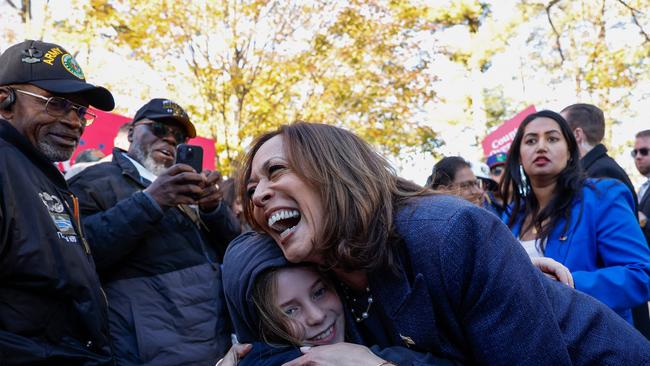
[122,152,158,183]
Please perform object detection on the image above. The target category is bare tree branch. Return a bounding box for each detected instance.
[616,0,650,43]
[545,0,565,64]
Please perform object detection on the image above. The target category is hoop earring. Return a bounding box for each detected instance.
[518,164,530,197]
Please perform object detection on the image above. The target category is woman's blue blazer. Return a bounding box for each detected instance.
[505,178,650,323]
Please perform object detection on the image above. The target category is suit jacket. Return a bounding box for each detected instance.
[506,179,650,324]
[368,194,650,365]
[581,144,638,208]
[641,183,650,243]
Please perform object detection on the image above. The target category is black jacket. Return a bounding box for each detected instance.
[68,149,241,365]
[0,120,113,365]
[581,144,638,209]
[638,182,650,338]
[641,185,650,244]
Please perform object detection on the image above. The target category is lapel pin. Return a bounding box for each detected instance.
[400,334,416,347]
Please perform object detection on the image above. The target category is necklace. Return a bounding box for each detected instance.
[343,286,373,323]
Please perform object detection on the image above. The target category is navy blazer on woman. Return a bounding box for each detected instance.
[505,179,650,324]
[367,194,650,365]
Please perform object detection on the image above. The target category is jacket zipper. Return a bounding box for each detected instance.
[61,191,91,255]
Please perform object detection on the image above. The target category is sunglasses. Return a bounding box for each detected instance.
[134,120,188,143]
[14,89,96,125]
[490,166,505,176]
[631,148,649,158]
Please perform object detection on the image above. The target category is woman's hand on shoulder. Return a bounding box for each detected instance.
[531,257,574,288]
[281,343,390,366]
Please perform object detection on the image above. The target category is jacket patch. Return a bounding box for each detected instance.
[39,192,64,213]
[52,213,75,236]
[39,191,78,242]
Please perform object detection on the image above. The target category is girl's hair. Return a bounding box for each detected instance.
[239,122,430,272]
[428,156,471,189]
[499,110,585,245]
[251,265,331,346]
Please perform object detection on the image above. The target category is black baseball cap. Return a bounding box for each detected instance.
[132,98,196,138]
[0,40,114,111]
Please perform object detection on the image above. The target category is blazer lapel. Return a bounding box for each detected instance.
[369,267,439,350]
[641,186,650,208]
[545,196,583,263]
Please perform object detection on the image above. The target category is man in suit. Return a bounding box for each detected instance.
[634,129,650,339]
[635,130,650,244]
[561,103,637,206]
[561,104,648,338]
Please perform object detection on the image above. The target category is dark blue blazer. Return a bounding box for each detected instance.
[367,195,650,365]
[238,342,459,366]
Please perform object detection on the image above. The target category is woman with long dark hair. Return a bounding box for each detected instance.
[428,156,573,285]
[500,110,650,324]
[230,121,649,365]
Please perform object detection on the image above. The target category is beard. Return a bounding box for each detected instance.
[129,140,170,176]
[38,141,75,162]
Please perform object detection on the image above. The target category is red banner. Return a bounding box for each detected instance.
[481,105,536,158]
[63,109,216,171]
[74,108,131,159]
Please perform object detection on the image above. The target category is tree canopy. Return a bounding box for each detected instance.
[2,0,648,174]
[58,0,446,173]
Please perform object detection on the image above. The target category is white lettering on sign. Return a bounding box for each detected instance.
[491,128,518,150]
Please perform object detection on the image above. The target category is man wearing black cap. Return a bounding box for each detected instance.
[68,98,240,365]
[0,40,115,364]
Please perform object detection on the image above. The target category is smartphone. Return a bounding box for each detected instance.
[176,144,203,173]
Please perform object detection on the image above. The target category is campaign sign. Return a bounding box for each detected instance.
[481,105,536,158]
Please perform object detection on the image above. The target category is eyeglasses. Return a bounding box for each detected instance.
[632,148,649,157]
[457,179,483,190]
[134,120,187,143]
[490,166,504,176]
[14,89,96,125]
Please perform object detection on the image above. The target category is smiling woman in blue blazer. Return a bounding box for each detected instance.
[500,110,650,325]
[233,121,650,365]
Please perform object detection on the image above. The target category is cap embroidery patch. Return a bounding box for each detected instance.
[61,54,85,79]
[21,47,43,64]
[42,47,64,66]
[162,99,189,119]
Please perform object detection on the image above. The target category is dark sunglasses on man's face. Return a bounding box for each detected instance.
[631,148,649,158]
[135,121,187,143]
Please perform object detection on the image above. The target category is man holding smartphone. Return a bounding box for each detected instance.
[68,98,241,365]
